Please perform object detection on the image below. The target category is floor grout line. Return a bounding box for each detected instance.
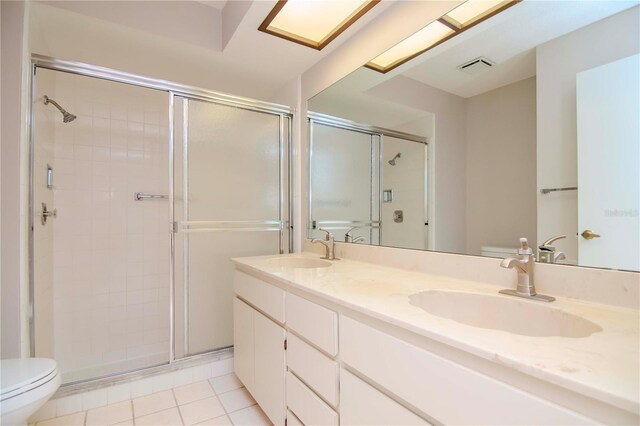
[171,386,186,426]
[37,375,249,426]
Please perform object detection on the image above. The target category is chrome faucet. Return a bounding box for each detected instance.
[311,228,339,260]
[344,227,366,244]
[538,235,567,264]
[499,238,555,302]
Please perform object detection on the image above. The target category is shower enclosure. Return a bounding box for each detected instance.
[29,56,291,385]
[308,112,428,250]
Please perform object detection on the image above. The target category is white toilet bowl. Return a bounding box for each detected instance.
[1,358,61,426]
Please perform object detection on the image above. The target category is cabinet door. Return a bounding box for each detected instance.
[254,310,286,426]
[233,298,255,390]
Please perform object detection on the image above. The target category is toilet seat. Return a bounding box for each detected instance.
[1,358,58,401]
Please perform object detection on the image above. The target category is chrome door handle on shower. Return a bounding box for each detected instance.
[134,192,168,201]
[41,202,57,225]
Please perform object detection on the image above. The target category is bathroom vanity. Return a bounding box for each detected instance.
[232,253,639,425]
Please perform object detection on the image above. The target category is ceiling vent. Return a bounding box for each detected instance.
[457,57,495,75]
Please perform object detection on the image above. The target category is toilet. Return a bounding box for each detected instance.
[480,245,518,259]
[1,358,60,426]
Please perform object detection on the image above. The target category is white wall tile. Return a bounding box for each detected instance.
[55,393,83,416]
[172,368,194,388]
[107,383,132,404]
[82,388,108,411]
[40,71,170,381]
[130,377,154,399]
[29,399,57,423]
[151,373,174,393]
[209,358,234,378]
[191,364,212,382]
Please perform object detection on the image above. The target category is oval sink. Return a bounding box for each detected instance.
[409,290,602,338]
[266,257,332,269]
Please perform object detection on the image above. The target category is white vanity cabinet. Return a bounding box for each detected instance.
[232,266,612,426]
[233,272,287,426]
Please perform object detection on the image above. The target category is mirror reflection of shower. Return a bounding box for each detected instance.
[43,95,76,123]
[388,152,401,166]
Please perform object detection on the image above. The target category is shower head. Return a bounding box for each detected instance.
[388,152,401,166]
[44,95,76,123]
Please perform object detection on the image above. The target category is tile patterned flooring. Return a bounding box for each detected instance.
[35,374,271,426]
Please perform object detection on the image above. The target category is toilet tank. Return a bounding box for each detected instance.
[480,246,518,258]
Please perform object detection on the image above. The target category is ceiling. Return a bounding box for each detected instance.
[194,0,227,10]
[310,0,639,129]
[400,0,639,98]
[33,0,393,101]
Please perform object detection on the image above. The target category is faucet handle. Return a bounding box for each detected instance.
[345,226,359,236]
[318,228,333,241]
[518,238,533,256]
[540,235,566,249]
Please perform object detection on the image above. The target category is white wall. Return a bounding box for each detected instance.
[536,6,640,262]
[28,2,283,102]
[465,77,537,255]
[1,0,31,359]
[38,0,223,51]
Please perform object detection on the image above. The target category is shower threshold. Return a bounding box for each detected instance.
[54,346,233,398]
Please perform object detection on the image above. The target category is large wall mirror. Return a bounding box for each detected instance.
[307,0,639,272]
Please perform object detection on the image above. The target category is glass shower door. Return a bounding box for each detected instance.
[173,96,289,358]
[309,121,380,244]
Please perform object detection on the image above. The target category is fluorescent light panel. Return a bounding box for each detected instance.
[366,0,519,73]
[259,0,379,50]
[446,0,506,27]
[367,21,454,71]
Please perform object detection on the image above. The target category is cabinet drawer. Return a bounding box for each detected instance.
[341,368,430,425]
[286,293,337,356]
[287,334,339,407]
[340,316,595,425]
[286,372,338,426]
[234,271,285,323]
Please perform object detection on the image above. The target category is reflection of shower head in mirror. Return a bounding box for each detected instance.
[388,152,401,166]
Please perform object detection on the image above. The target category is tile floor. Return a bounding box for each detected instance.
[35,374,271,426]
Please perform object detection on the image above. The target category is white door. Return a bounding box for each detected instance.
[576,54,640,271]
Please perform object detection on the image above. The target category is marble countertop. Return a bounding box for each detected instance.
[232,253,640,414]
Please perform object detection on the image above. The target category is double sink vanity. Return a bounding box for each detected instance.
[232,249,639,425]
[230,3,640,425]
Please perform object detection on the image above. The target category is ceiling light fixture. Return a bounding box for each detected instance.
[366,0,520,73]
[259,0,380,50]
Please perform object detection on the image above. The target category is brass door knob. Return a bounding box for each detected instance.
[581,230,601,240]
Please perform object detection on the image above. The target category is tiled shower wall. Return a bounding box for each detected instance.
[35,69,171,382]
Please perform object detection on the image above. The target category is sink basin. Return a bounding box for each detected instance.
[266,257,331,269]
[409,290,602,338]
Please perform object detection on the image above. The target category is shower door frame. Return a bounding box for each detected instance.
[307,111,428,247]
[27,54,293,387]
